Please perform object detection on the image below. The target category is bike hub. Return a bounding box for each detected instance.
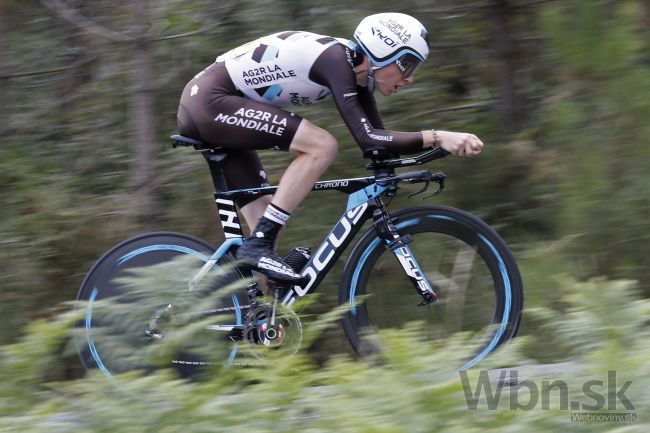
[259,322,285,346]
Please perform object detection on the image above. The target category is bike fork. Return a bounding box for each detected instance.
[372,201,438,305]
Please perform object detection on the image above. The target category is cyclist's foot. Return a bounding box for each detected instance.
[236,234,303,282]
[267,247,312,294]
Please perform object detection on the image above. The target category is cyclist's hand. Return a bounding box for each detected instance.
[436,130,484,157]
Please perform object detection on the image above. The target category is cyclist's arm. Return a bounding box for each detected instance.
[309,44,424,154]
[356,86,384,130]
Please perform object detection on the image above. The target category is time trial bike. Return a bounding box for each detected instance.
[73,134,523,384]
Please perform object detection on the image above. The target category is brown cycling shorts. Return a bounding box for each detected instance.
[177,62,303,207]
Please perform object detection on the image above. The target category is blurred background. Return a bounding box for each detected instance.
[1,0,649,431]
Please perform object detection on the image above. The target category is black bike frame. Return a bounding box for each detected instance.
[184,140,443,306]
[211,178,389,307]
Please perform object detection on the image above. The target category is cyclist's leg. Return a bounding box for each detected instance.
[270,120,338,212]
[236,121,336,289]
[237,120,337,281]
[178,64,329,280]
[240,195,273,235]
[229,121,338,239]
[240,120,337,239]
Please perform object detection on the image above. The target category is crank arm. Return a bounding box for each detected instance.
[205,324,243,332]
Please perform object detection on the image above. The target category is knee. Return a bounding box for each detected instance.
[312,128,338,165]
[291,121,338,165]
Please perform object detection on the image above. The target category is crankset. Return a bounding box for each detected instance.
[241,300,302,359]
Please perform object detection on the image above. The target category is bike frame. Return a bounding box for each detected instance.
[173,138,445,306]
[200,170,437,307]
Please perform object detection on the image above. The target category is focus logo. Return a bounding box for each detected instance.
[292,202,368,297]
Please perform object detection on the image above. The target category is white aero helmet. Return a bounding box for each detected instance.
[354,13,430,78]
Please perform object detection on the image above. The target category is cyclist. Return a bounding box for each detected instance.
[177,12,484,282]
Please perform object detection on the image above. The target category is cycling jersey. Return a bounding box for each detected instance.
[177,31,424,206]
[217,31,423,153]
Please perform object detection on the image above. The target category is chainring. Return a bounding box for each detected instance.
[241,303,302,360]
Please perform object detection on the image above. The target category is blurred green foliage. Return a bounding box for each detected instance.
[1,274,649,431]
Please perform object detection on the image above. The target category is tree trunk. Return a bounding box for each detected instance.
[0,2,8,133]
[129,0,159,224]
[489,0,520,134]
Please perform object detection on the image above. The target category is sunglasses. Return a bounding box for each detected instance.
[394,53,423,78]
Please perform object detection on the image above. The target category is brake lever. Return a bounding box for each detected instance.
[422,172,446,199]
[408,177,430,198]
[422,183,444,199]
[407,172,446,200]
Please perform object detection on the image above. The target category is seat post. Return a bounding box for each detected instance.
[202,150,229,193]
[201,150,247,240]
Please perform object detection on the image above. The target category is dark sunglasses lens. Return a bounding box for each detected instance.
[396,53,422,78]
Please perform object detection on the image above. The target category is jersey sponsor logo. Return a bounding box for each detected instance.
[379,18,412,44]
[214,108,288,137]
[290,92,312,106]
[345,47,354,67]
[360,117,371,133]
[242,65,297,86]
[343,92,357,98]
[361,118,393,142]
[314,180,349,189]
[368,133,394,142]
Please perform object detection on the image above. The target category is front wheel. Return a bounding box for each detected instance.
[339,206,523,370]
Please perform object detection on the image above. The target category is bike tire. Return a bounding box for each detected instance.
[339,206,523,370]
[74,232,250,384]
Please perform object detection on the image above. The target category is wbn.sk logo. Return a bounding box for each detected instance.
[459,370,637,422]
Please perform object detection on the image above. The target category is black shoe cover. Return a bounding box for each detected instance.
[236,235,303,282]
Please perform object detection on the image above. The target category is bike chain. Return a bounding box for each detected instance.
[171,304,255,318]
[171,359,262,367]
[171,302,302,365]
